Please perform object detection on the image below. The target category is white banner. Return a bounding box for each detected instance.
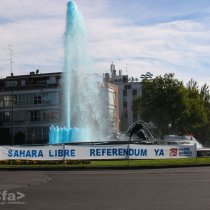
[64,144,129,160]
[0,144,196,160]
[129,144,197,159]
[0,145,64,160]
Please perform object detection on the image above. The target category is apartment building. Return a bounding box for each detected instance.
[103,63,142,131]
[0,70,119,144]
[0,71,61,144]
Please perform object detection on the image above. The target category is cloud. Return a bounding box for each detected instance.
[0,0,66,77]
[0,0,209,86]
[0,0,65,21]
[85,14,210,85]
[0,18,65,75]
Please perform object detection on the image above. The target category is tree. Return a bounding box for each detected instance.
[200,84,210,107]
[134,73,188,133]
[194,83,210,145]
[184,79,208,131]
[133,74,210,144]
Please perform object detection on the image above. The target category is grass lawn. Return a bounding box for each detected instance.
[0,158,210,169]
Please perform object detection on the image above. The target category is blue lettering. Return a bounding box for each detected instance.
[154,149,164,156]
[38,150,43,157]
[8,150,12,157]
[49,150,53,157]
[129,149,134,156]
[96,149,101,156]
[31,150,36,157]
[58,149,63,157]
[90,149,95,156]
[141,149,147,156]
[49,149,75,157]
[107,149,111,156]
[123,149,128,156]
[154,149,159,156]
[64,150,69,157]
[71,149,75,157]
[14,150,19,157]
[119,149,123,156]
[112,149,117,156]
[26,150,31,157]
[19,150,25,157]
[102,149,106,156]
[159,149,164,156]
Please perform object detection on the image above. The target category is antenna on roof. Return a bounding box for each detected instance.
[8,44,14,76]
[125,63,128,74]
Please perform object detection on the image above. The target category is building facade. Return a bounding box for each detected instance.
[0,71,119,145]
[101,82,119,134]
[103,63,142,131]
[0,71,61,145]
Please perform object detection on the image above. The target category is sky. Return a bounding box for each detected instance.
[0,0,210,86]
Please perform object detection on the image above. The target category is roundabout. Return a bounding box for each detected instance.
[2,167,210,210]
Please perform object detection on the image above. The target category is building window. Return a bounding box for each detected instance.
[122,76,128,83]
[43,127,49,141]
[11,95,17,106]
[125,85,131,89]
[27,127,41,143]
[123,90,127,96]
[21,80,25,86]
[0,112,11,123]
[30,110,41,122]
[18,94,28,106]
[17,92,59,106]
[48,76,56,84]
[43,111,59,122]
[19,94,25,105]
[27,127,49,144]
[5,81,17,87]
[4,96,11,107]
[132,89,137,96]
[41,93,50,104]
[0,95,17,107]
[109,91,114,105]
[34,94,42,104]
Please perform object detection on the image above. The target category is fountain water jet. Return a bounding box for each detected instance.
[49,0,108,144]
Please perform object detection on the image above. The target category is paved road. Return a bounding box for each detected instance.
[1,167,210,210]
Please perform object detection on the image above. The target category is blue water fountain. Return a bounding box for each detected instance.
[49,0,108,144]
